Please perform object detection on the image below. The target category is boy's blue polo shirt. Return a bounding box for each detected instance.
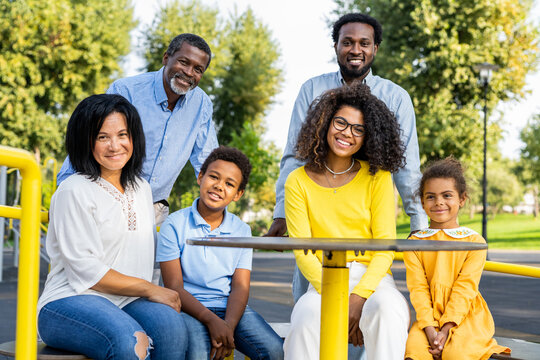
[156,199,252,307]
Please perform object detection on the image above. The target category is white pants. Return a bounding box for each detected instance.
[283,262,410,360]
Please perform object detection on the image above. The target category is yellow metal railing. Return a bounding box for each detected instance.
[0,145,42,360]
[393,252,540,278]
[0,205,48,223]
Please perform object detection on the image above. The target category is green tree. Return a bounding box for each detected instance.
[332,0,539,167]
[517,114,540,217]
[0,0,136,161]
[228,123,280,216]
[143,1,283,226]
[212,9,282,144]
[486,159,523,216]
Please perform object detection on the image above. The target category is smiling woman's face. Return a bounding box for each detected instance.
[92,112,133,178]
[326,105,365,159]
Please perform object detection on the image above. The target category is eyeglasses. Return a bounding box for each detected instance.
[332,116,366,137]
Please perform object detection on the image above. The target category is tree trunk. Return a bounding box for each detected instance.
[491,204,500,219]
[33,146,41,165]
[534,185,539,218]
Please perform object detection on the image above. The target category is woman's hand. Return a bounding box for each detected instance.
[146,284,182,313]
[91,269,181,312]
[348,293,366,346]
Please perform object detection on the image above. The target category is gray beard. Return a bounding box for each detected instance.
[170,75,194,96]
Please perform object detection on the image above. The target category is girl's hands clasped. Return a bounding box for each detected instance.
[424,322,456,358]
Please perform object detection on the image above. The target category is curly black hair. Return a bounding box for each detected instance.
[332,13,383,46]
[295,81,405,175]
[200,146,252,191]
[418,156,468,200]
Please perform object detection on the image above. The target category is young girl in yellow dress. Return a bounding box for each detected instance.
[404,157,510,360]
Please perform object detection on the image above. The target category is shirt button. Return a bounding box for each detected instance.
[164,136,168,140]
[159,156,162,160]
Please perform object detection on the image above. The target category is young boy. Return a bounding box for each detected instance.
[157,146,284,360]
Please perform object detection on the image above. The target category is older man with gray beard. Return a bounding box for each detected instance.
[57,33,218,225]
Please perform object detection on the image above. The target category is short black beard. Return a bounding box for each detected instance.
[338,58,374,82]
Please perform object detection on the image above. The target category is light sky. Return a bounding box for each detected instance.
[126,0,540,160]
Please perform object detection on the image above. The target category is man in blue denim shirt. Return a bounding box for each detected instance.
[267,13,428,302]
[57,33,218,224]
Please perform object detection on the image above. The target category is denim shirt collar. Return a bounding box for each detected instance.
[190,198,233,234]
[153,67,186,109]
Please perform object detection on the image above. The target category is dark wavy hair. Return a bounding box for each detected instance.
[295,81,405,175]
[166,33,212,69]
[418,157,468,199]
[66,94,145,189]
[332,13,383,46]
[200,146,252,191]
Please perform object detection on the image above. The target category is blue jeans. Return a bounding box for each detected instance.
[38,295,188,360]
[181,305,283,360]
[292,265,366,360]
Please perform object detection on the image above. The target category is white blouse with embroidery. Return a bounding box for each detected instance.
[37,174,155,312]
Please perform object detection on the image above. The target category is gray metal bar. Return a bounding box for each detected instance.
[187,236,488,252]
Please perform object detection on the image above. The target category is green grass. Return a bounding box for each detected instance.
[397,213,540,249]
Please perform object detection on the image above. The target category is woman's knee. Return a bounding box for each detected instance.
[98,329,151,360]
[38,296,147,359]
[360,288,409,331]
[365,288,408,316]
[117,330,153,360]
[124,299,188,352]
[291,292,320,326]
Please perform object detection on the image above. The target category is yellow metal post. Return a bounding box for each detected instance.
[320,250,348,360]
[0,146,42,360]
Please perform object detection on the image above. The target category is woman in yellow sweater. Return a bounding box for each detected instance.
[283,81,409,360]
[404,158,510,360]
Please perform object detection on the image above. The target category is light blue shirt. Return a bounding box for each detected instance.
[275,70,428,231]
[57,68,219,202]
[156,199,252,307]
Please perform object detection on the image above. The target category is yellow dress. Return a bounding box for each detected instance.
[404,227,510,360]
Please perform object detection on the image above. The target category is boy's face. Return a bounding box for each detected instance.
[197,159,244,214]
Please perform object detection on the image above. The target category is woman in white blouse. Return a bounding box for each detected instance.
[37,94,188,359]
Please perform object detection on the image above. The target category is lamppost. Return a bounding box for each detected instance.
[474,62,498,241]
